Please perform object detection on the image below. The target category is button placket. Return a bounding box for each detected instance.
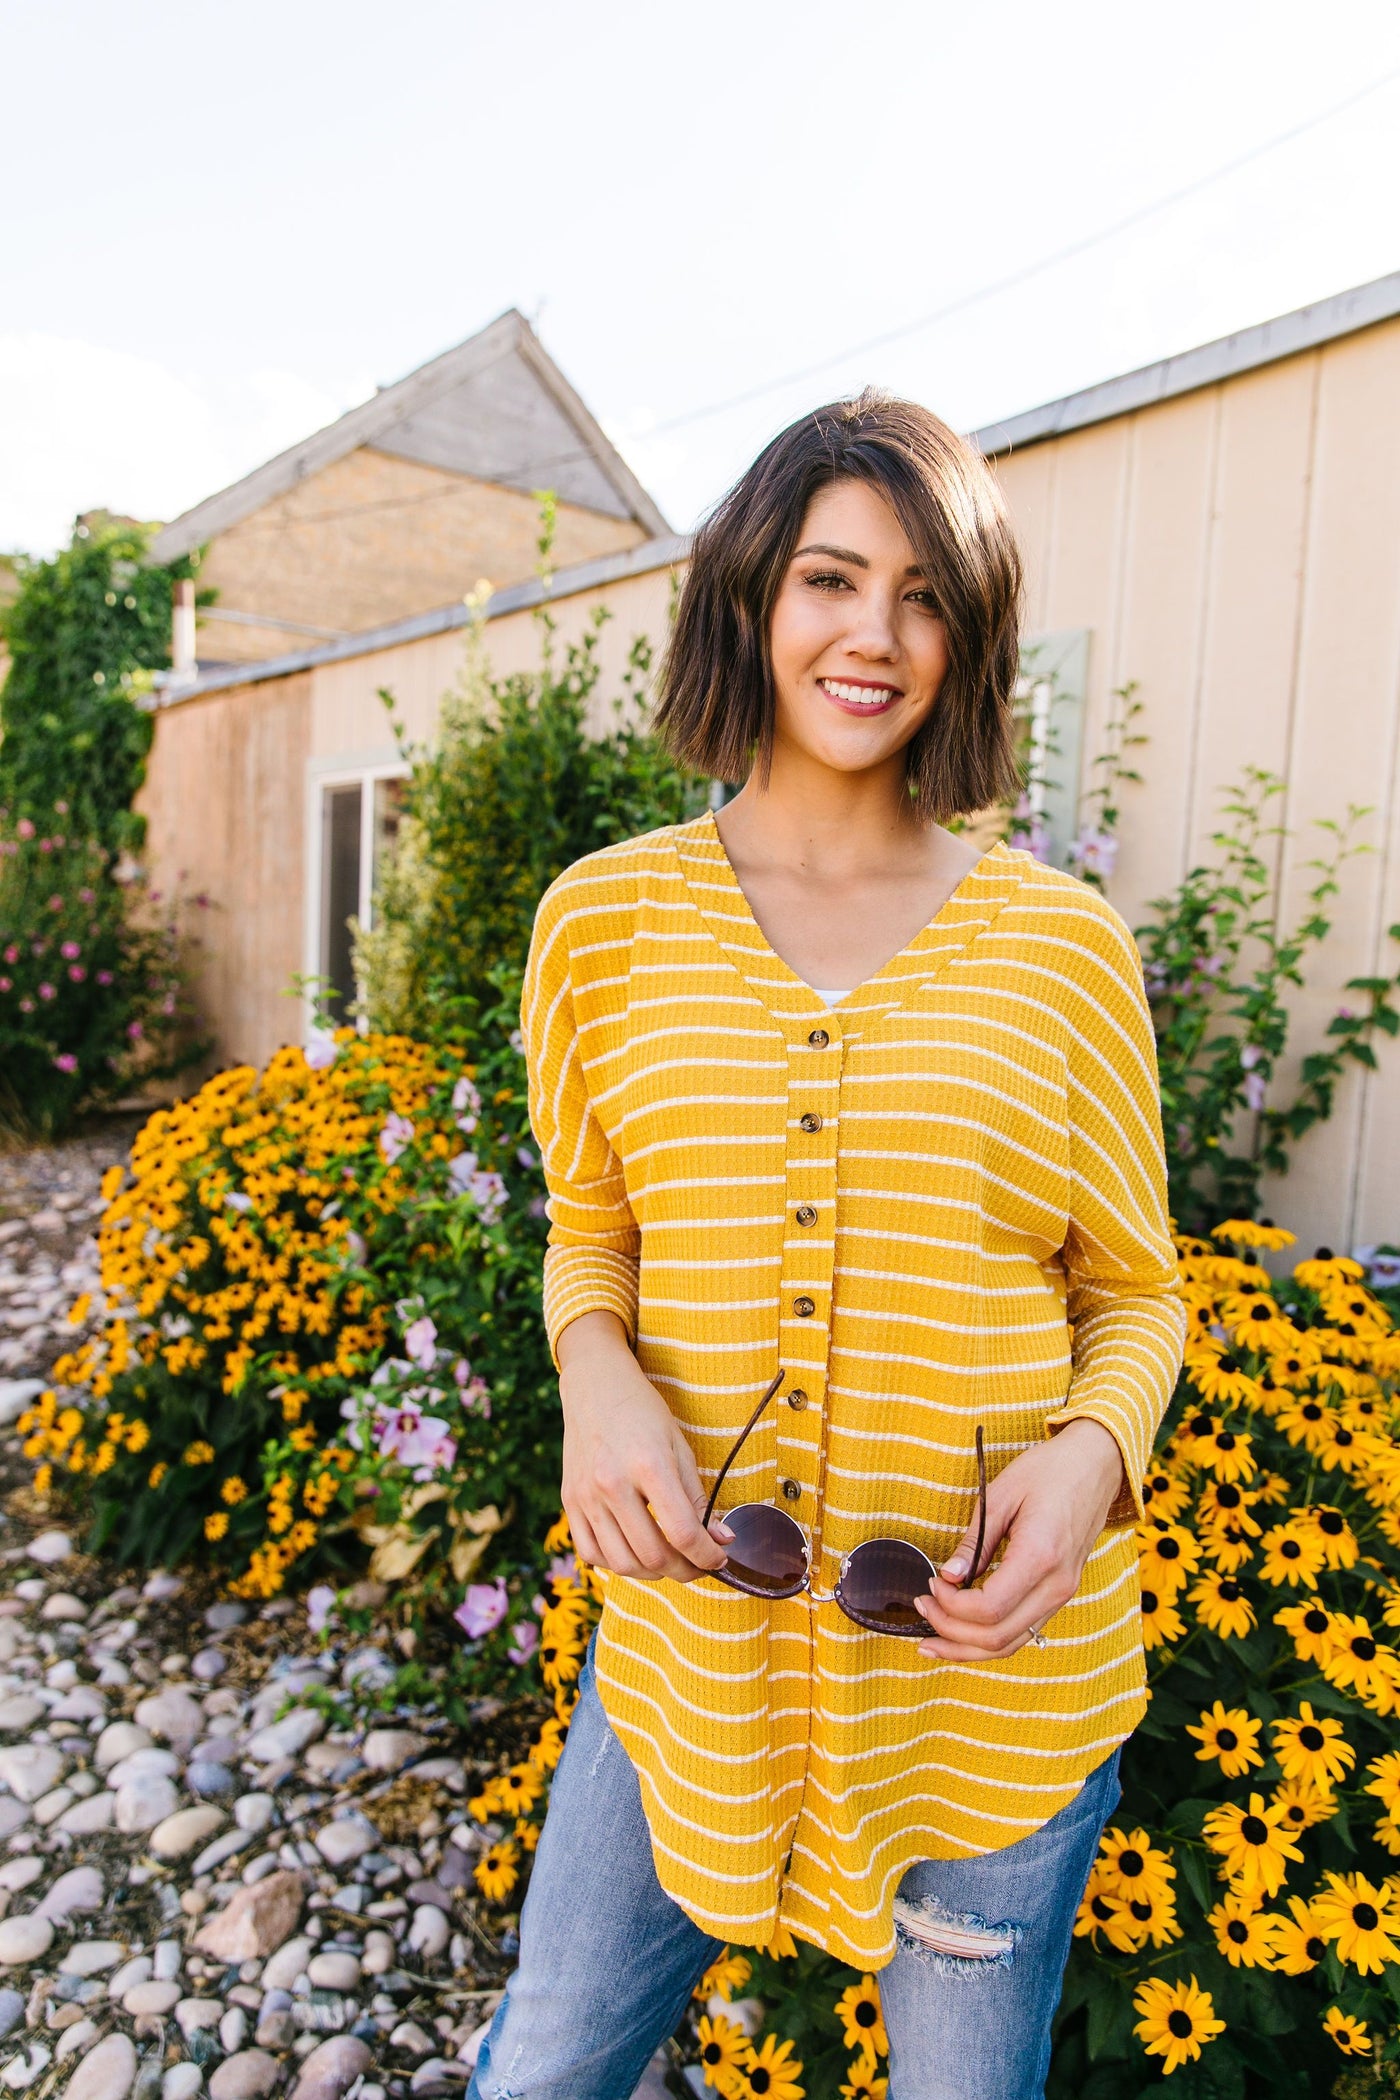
[775,1018,842,1526]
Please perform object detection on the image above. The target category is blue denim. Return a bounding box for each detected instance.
[468,1643,1120,2100]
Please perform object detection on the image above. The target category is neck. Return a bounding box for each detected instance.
[718,734,929,875]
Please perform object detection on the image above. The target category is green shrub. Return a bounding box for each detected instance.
[0,804,200,1137]
[0,515,199,855]
[356,579,707,1046]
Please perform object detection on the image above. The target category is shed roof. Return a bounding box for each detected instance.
[971,267,1400,455]
[149,309,669,562]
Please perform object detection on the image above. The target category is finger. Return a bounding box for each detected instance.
[612,1486,715,1581]
[564,1501,603,1571]
[917,1572,1069,1660]
[640,1468,731,1571]
[584,1503,649,1579]
[937,1472,1018,1589]
[926,1501,1057,1627]
[667,1435,738,1548]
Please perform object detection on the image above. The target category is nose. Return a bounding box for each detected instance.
[842,586,901,663]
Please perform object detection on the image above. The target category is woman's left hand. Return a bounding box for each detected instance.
[914,1419,1127,1661]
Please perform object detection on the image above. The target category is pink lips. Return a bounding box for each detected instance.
[818,677,903,717]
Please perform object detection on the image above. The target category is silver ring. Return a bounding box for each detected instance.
[1027,1624,1048,1648]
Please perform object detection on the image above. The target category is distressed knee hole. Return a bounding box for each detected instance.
[893,1895,1018,1974]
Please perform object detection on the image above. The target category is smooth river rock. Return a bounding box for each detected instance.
[192,1870,305,1962]
[0,1914,54,1966]
[0,1746,65,1803]
[150,1805,226,1859]
[65,2033,138,2100]
[289,2038,371,2100]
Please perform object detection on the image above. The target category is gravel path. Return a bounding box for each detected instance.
[0,1134,684,2100]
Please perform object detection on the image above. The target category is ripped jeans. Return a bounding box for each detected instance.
[468,1644,1120,2100]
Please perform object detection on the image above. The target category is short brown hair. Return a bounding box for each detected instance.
[656,390,1023,819]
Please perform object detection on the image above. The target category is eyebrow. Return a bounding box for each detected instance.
[793,542,925,577]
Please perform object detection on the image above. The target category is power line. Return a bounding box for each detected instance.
[643,62,1400,438]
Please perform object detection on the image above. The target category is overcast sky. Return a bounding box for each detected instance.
[4,0,1399,555]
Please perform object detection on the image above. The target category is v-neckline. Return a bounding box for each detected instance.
[672,811,1024,1027]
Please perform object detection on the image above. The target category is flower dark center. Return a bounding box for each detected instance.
[1250,1304,1270,1321]
[1190,1413,1214,1438]
[1142,1591,1160,1614]
[1168,2011,1194,2038]
[1216,1485,1243,1509]
[1219,1581,1242,1601]
[1304,1610,1329,1634]
[1306,1937,1325,1961]
[1281,1540,1301,1560]
[1241,1816,1268,1845]
[1158,1538,1181,1560]
[1092,1896,1114,1920]
[1354,1903,1380,1931]
[856,2003,877,2027]
[1299,1726,1324,1751]
[703,2045,722,2066]
[1334,1429,1354,1446]
[1227,1919,1248,1942]
[1302,1404,1324,1421]
[1217,1728,1239,1751]
[1118,1849,1145,1878]
[1219,1357,1240,1375]
[1352,1637,1377,1662]
[1217,1432,1237,1451]
[750,2073,771,2096]
[1130,1900,1153,1921]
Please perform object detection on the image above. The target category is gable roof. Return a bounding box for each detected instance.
[150,309,669,561]
[972,267,1400,456]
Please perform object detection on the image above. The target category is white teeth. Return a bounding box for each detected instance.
[821,679,895,708]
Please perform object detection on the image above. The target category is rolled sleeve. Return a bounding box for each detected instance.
[1045,907,1186,1523]
[522,883,641,1367]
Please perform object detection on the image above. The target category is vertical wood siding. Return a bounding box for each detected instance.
[993,314,1400,1250]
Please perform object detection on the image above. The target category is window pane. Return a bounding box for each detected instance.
[320,783,362,1021]
[370,776,406,923]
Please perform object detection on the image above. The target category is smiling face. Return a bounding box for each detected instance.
[767,477,950,790]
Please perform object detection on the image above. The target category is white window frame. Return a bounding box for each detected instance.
[303,750,410,1039]
[1014,628,1089,870]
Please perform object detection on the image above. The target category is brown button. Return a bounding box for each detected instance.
[794,1204,818,1228]
[787,1389,809,1411]
[808,1028,830,1048]
[799,1112,822,1134]
[782,1479,801,1502]
[793,1295,816,1317]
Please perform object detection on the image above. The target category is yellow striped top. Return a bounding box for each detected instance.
[521,812,1185,1969]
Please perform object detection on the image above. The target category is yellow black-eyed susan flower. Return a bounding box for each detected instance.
[473,1840,520,1906]
[1272,1896,1327,1974]
[1101,1885,1182,1953]
[833,1976,886,2059]
[1188,1568,1256,1639]
[1274,1599,1339,1667]
[1312,1872,1400,1974]
[1131,1976,1226,2076]
[1140,1587,1187,1650]
[1072,1868,1124,1947]
[1271,1702,1354,1790]
[1202,1794,1303,1898]
[1141,1467,1192,1522]
[1321,1613,1399,1706]
[1272,1778,1338,1835]
[1186,1701,1263,1780]
[1097,1827,1176,1905]
[1195,1479,1262,1532]
[1275,1395,1335,1453]
[1214,1219,1296,1252]
[1297,1504,1359,1569]
[1199,1518,1255,1573]
[695,2012,747,2091]
[204,1512,229,1541]
[696,1951,753,2003]
[734,2033,804,2100]
[1137,1521,1201,1596]
[1321,2006,1372,2056]
[1363,1751,1400,1816]
[1206,1892,1279,1968]
[838,2064,887,2100]
[1257,1521,1325,1589]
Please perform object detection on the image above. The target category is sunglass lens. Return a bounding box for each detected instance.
[717,1504,807,1598]
[837,1539,934,1635]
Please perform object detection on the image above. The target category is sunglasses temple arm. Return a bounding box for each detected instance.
[967,1425,988,1585]
[702,1370,786,1529]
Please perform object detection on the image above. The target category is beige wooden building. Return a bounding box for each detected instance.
[141,270,1400,1253]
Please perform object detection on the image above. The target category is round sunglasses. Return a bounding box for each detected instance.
[702,1372,989,1637]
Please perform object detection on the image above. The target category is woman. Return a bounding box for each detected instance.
[470,393,1185,2100]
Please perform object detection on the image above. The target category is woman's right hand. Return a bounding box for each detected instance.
[557,1311,734,1583]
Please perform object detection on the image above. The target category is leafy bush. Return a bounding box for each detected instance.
[0,803,200,1137]
[21,1015,559,1613]
[355,573,707,1046]
[0,514,198,855]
